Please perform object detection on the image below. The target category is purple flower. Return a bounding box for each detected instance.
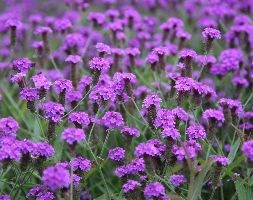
[144,182,167,199]
[61,128,85,145]
[202,109,225,124]
[43,101,65,123]
[202,27,221,39]
[32,73,51,90]
[102,111,124,129]
[169,174,186,187]
[186,124,206,140]
[20,87,39,101]
[54,79,73,94]
[121,126,140,137]
[108,147,125,161]
[135,139,166,157]
[77,75,92,92]
[13,58,34,73]
[174,77,194,92]
[0,116,19,137]
[123,180,141,193]
[68,112,90,127]
[218,98,243,114]
[142,94,162,109]
[63,33,85,49]
[54,18,72,32]
[172,107,189,121]
[154,109,175,129]
[89,57,110,71]
[179,48,197,59]
[66,90,82,103]
[71,156,91,172]
[0,194,11,200]
[242,140,253,162]
[27,185,54,200]
[65,55,82,64]
[10,72,26,85]
[32,142,55,158]
[95,43,111,55]
[146,53,159,64]
[173,140,202,161]
[34,26,53,35]
[89,84,115,104]
[5,18,22,28]
[0,137,21,161]
[161,127,180,140]
[125,47,140,57]
[42,165,70,191]
[211,155,229,166]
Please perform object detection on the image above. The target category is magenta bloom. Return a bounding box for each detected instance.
[186,124,206,140]
[65,55,82,64]
[13,58,34,73]
[27,185,54,200]
[31,142,54,158]
[169,174,186,187]
[42,165,70,191]
[242,140,253,162]
[144,182,167,199]
[122,180,141,193]
[61,128,85,145]
[95,42,111,55]
[0,116,19,137]
[211,155,229,166]
[54,79,73,94]
[154,109,175,129]
[108,147,125,161]
[161,127,180,140]
[0,137,21,161]
[202,109,225,124]
[135,139,166,157]
[20,87,39,101]
[71,156,91,172]
[121,126,140,137]
[32,73,51,90]
[43,101,65,123]
[68,112,90,127]
[89,57,110,71]
[102,111,124,129]
[142,94,162,109]
[202,27,221,39]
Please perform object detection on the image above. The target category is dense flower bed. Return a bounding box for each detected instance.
[0,0,253,199]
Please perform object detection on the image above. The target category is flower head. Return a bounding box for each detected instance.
[211,155,229,166]
[102,111,124,129]
[144,182,167,199]
[242,140,253,162]
[202,27,221,39]
[0,117,19,137]
[42,165,70,191]
[135,139,166,157]
[169,174,186,187]
[71,156,91,172]
[61,128,85,145]
[186,124,206,140]
[89,57,110,71]
[43,101,65,123]
[13,58,34,73]
[108,147,125,161]
[123,180,141,193]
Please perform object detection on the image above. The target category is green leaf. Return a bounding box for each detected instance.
[187,160,213,200]
[236,181,253,200]
[228,138,241,163]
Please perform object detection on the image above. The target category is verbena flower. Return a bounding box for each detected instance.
[12,58,34,73]
[0,116,19,137]
[144,182,168,199]
[169,174,186,187]
[211,155,229,166]
[0,194,11,200]
[101,111,124,129]
[61,128,85,145]
[242,140,253,162]
[186,124,206,140]
[42,165,70,191]
[68,112,90,127]
[121,126,140,137]
[43,101,65,123]
[71,156,91,172]
[122,180,141,193]
[31,142,55,159]
[108,147,125,161]
[135,139,166,157]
